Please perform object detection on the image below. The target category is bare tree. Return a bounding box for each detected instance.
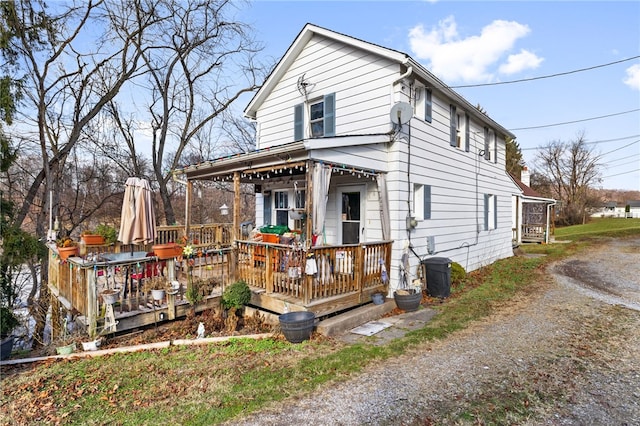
[111,0,266,224]
[533,132,602,225]
[3,0,162,346]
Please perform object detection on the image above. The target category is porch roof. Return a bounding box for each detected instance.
[173,134,390,183]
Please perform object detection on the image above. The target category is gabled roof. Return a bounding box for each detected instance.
[244,23,515,140]
[508,172,555,202]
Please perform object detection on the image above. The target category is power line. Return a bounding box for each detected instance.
[451,56,640,88]
[603,158,640,168]
[600,139,640,157]
[602,168,640,179]
[511,109,640,131]
[521,134,640,151]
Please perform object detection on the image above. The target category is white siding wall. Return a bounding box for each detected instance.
[255,35,399,148]
[251,32,514,291]
[385,88,514,288]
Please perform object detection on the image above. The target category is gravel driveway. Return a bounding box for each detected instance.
[228,238,640,425]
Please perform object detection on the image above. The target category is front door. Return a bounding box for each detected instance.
[338,186,365,244]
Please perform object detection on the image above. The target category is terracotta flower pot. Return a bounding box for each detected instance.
[57,246,79,261]
[152,243,184,259]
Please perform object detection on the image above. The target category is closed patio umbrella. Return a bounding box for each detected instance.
[118,177,157,249]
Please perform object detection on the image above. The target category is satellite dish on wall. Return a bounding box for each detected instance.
[390,102,413,125]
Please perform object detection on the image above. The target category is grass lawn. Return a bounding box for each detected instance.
[555,217,640,240]
[2,219,639,425]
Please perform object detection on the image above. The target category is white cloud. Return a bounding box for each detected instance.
[623,64,640,90]
[408,16,542,83]
[499,49,544,75]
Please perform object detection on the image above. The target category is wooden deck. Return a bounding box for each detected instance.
[47,223,392,339]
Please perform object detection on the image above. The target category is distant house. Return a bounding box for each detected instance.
[590,201,640,218]
[174,23,519,315]
[625,200,640,218]
[590,201,620,218]
[509,167,556,244]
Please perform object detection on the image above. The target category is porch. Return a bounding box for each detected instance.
[47,223,392,339]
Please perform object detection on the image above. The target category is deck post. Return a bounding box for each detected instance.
[265,246,274,293]
[185,180,192,240]
[87,268,97,338]
[356,244,365,299]
[167,292,176,320]
[51,294,61,340]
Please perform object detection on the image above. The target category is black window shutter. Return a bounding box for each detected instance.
[294,103,304,141]
[450,105,457,147]
[423,185,431,219]
[465,113,470,152]
[324,93,335,136]
[484,127,490,160]
[425,89,432,123]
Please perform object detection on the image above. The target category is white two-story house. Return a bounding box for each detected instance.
[175,23,517,316]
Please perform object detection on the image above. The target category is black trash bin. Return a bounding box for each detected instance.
[422,257,451,298]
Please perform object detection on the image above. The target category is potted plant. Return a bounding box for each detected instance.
[56,236,78,261]
[95,224,118,245]
[144,276,171,302]
[221,280,251,311]
[0,306,20,360]
[80,230,105,246]
[393,280,423,312]
[55,317,76,355]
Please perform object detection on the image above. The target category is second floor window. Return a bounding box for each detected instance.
[294,93,335,141]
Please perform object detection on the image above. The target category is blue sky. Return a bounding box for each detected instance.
[238,1,640,192]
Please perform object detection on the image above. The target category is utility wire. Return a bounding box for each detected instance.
[599,139,640,157]
[601,168,640,179]
[451,56,640,88]
[521,134,640,151]
[603,158,640,168]
[511,109,640,131]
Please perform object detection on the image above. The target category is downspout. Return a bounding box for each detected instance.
[546,200,557,244]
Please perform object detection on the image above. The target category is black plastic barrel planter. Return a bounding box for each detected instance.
[422,257,452,298]
[279,311,315,343]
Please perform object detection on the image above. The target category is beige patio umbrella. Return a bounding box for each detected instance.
[118,177,157,250]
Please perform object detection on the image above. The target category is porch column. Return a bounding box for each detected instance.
[231,171,241,281]
[304,161,314,305]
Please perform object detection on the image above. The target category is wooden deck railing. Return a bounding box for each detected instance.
[156,223,232,247]
[522,223,545,242]
[236,240,392,304]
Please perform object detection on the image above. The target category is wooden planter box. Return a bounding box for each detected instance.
[81,234,105,245]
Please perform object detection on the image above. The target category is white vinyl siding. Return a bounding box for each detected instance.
[250,28,515,288]
[255,34,398,149]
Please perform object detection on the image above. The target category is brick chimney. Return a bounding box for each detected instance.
[521,166,531,187]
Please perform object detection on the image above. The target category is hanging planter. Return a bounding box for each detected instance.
[152,243,183,259]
